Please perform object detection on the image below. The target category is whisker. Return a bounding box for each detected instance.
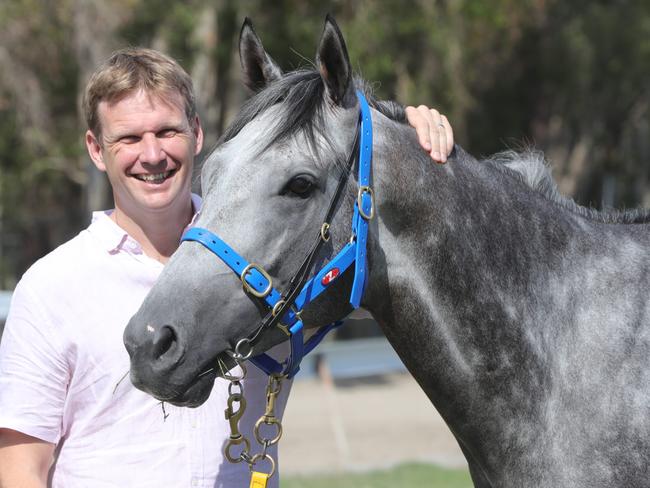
[217,357,230,377]
[198,366,215,378]
[113,370,130,395]
[159,401,170,421]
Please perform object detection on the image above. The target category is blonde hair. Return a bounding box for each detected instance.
[82,47,196,140]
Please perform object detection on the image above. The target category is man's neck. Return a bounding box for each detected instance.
[110,198,194,264]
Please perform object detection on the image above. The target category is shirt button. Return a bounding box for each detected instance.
[191,478,198,486]
[127,240,143,254]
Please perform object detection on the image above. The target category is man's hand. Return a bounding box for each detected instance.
[406,105,454,163]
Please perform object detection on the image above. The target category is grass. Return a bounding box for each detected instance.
[282,462,473,488]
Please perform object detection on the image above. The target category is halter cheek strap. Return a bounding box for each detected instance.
[181,91,373,378]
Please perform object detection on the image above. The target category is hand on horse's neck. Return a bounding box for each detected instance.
[111,201,193,264]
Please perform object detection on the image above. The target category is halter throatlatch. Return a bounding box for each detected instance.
[181,91,374,379]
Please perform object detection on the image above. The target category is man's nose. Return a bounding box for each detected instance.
[140,133,164,163]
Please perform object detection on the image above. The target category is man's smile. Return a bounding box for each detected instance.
[131,169,177,183]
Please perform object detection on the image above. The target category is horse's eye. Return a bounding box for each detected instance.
[285,176,315,197]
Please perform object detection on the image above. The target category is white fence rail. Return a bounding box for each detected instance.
[0,291,11,332]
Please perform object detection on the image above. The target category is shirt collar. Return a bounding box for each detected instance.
[90,193,203,256]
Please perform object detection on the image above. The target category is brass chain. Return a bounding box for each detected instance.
[223,364,252,464]
[223,363,285,480]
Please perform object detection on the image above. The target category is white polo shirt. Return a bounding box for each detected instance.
[0,198,288,488]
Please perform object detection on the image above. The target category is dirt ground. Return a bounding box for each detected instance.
[279,372,467,475]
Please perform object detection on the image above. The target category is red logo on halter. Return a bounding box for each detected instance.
[321,268,340,286]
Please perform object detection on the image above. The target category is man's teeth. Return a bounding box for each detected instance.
[134,171,172,182]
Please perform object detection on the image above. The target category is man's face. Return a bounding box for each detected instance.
[86,89,203,217]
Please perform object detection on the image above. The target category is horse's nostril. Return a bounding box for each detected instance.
[152,325,176,360]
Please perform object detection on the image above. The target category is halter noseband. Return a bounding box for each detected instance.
[181,91,373,378]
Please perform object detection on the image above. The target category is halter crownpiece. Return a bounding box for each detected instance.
[181,90,373,378]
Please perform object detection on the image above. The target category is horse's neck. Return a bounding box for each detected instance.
[363,128,585,464]
[360,118,650,484]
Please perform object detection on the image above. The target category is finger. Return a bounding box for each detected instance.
[441,114,454,157]
[427,108,447,163]
[417,106,443,161]
[406,105,432,152]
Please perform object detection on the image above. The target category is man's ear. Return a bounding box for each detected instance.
[316,14,355,107]
[192,115,204,155]
[239,17,282,92]
[86,130,106,172]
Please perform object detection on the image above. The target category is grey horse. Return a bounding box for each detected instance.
[124,16,650,487]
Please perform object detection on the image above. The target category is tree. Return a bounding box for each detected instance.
[1,0,649,287]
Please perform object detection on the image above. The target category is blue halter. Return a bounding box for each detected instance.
[181,91,373,378]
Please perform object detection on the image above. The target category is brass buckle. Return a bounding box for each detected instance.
[357,186,374,220]
[240,263,273,298]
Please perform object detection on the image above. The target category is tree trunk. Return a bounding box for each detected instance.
[73,0,122,213]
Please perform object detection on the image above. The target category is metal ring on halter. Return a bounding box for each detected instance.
[224,436,251,463]
[357,186,374,220]
[229,338,253,361]
[320,222,331,242]
[271,300,291,336]
[271,300,286,317]
[240,263,273,298]
[249,453,276,477]
[271,300,302,322]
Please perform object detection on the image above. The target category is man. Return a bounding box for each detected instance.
[0,47,453,487]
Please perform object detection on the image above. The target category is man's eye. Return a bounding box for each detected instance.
[120,136,140,144]
[158,129,178,138]
[285,176,315,197]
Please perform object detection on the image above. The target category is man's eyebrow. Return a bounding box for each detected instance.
[105,132,138,142]
[158,123,185,131]
[157,118,193,131]
[108,121,187,138]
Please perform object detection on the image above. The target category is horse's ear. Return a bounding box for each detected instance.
[239,17,283,92]
[316,14,355,107]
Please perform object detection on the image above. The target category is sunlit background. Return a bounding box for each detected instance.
[1,1,649,485]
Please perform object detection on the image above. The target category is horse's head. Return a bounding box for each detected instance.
[124,16,368,406]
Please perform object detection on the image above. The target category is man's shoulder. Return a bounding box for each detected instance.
[21,225,101,288]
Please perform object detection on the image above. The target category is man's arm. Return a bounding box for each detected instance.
[0,428,54,488]
[0,280,67,488]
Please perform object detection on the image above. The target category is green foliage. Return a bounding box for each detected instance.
[119,0,205,65]
[1,0,649,286]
